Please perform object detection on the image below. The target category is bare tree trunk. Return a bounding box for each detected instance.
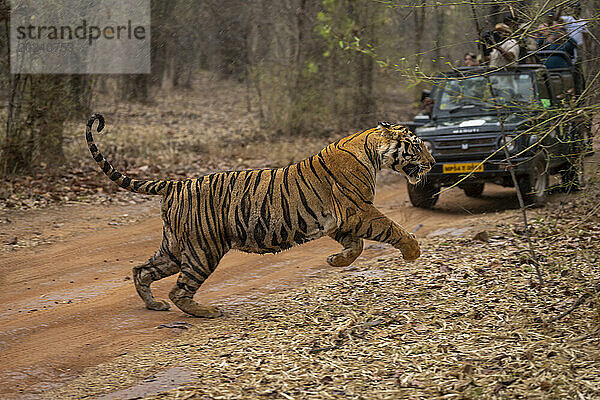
[286,0,308,133]
[346,2,376,127]
[3,75,26,174]
[3,75,70,174]
[433,4,445,68]
[2,2,77,174]
[413,0,426,65]
[120,74,150,103]
[355,51,375,126]
[150,0,176,87]
[247,0,265,123]
[69,75,93,118]
[30,76,69,165]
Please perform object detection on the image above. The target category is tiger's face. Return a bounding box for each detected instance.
[376,122,435,184]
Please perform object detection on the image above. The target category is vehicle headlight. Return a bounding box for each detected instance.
[499,136,517,153]
[423,140,434,152]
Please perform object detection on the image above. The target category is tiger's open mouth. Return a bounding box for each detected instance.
[402,163,427,184]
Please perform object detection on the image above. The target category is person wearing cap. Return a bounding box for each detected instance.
[489,23,520,67]
[504,15,538,63]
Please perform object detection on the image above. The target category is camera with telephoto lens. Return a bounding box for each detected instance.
[480,30,503,56]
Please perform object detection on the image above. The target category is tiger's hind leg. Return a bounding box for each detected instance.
[133,251,180,311]
[168,247,224,318]
[327,232,363,267]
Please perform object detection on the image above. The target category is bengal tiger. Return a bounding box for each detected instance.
[86,114,435,317]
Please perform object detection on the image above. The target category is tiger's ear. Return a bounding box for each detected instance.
[378,121,406,139]
[378,121,395,138]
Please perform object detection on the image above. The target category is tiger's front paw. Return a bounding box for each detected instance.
[399,234,420,261]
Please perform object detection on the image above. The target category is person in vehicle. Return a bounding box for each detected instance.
[536,23,577,69]
[559,1,590,61]
[463,52,479,66]
[420,89,434,117]
[504,14,538,63]
[489,24,520,67]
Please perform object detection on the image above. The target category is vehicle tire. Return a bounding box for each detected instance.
[407,180,439,209]
[462,182,485,198]
[517,157,548,207]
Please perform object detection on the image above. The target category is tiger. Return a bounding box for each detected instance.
[86,114,435,317]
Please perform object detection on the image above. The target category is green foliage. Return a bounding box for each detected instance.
[249,0,386,134]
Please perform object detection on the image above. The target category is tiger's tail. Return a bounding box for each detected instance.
[86,113,171,196]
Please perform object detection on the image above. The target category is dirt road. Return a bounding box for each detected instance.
[0,179,520,398]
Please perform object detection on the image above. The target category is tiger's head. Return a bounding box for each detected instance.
[376,122,435,184]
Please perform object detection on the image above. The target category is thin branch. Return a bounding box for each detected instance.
[486,77,544,285]
[548,281,600,323]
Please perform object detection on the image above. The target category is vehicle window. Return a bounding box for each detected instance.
[489,74,536,105]
[438,73,536,111]
[439,77,489,110]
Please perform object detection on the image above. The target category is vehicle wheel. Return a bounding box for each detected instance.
[407,180,439,209]
[462,182,485,198]
[517,157,548,207]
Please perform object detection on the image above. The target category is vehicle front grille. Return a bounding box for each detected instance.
[434,135,497,155]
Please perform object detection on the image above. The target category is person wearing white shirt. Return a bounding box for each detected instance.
[560,2,590,60]
[489,24,520,67]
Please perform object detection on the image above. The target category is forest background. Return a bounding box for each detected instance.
[0,0,598,192]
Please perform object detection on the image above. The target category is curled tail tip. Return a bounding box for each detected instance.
[87,113,105,133]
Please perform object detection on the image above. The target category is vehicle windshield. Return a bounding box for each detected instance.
[437,73,536,113]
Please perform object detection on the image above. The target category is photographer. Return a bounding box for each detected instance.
[487,23,520,67]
